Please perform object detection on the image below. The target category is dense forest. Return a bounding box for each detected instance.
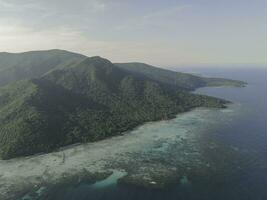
[0,50,245,159]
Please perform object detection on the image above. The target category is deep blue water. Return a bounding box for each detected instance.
[38,68,267,200]
[188,68,267,200]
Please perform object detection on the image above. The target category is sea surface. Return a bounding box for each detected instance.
[21,68,267,200]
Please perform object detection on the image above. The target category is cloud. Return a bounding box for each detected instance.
[0,24,99,52]
[0,0,110,29]
[0,0,108,14]
[0,0,14,8]
[116,4,192,31]
[0,0,44,12]
[0,1,266,65]
[0,23,149,61]
[142,5,192,19]
[0,22,195,65]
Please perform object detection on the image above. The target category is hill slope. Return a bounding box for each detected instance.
[0,50,245,89]
[0,50,244,159]
[115,62,246,90]
[0,49,86,86]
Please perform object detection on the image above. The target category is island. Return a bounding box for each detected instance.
[0,49,246,160]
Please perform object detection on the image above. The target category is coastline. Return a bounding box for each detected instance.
[0,104,240,200]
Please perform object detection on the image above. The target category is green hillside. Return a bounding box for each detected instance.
[0,49,86,86]
[115,62,246,90]
[0,50,243,159]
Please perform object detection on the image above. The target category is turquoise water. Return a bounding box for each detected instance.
[20,68,267,200]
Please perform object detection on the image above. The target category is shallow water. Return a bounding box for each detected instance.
[13,68,267,200]
[3,105,235,200]
[90,171,126,189]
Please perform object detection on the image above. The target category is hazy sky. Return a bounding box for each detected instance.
[0,0,266,66]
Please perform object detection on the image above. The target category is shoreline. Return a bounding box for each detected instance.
[1,102,229,162]
[0,104,239,200]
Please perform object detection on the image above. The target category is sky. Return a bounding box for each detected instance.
[0,0,266,66]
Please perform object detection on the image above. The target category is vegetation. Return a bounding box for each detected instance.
[0,49,86,86]
[115,62,246,90]
[0,50,242,159]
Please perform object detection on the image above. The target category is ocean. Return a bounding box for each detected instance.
[20,68,267,200]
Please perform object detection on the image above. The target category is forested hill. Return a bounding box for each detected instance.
[0,50,245,159]
[115,62,246,90]
[0,49,86,86]
[0,50,245,89]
